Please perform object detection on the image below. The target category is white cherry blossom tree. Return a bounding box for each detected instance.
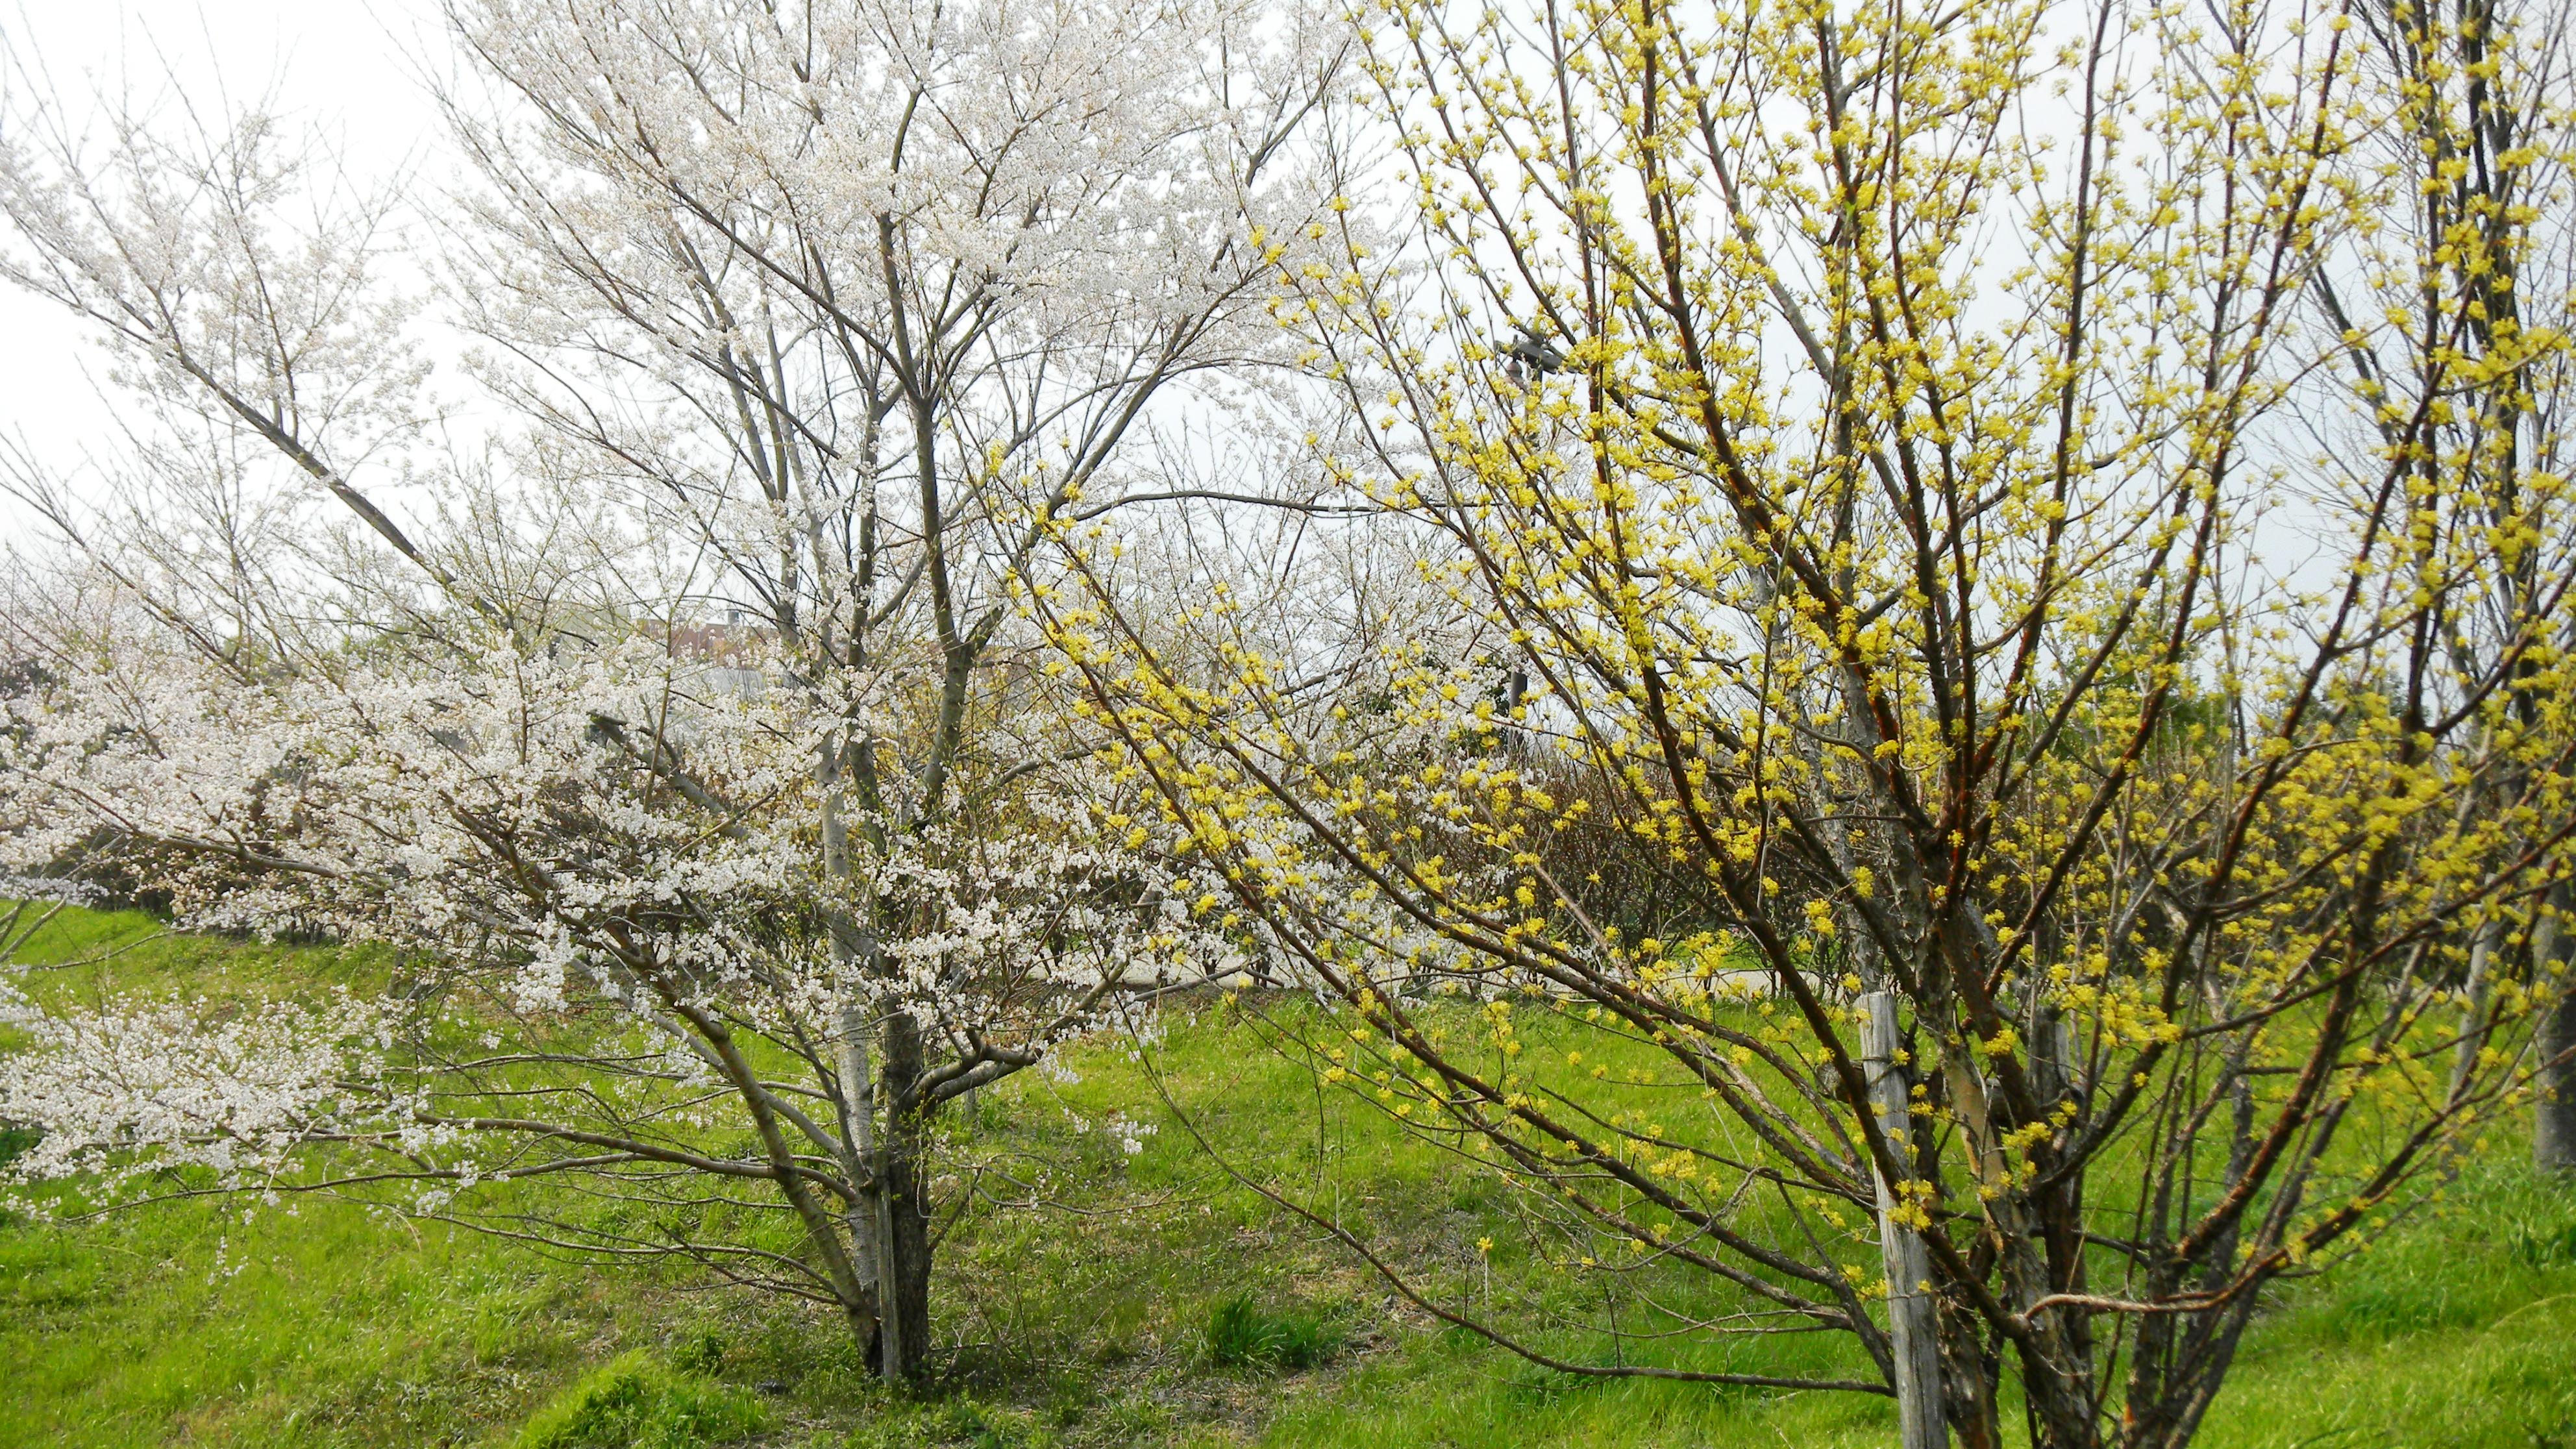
[0,0,1340,1377]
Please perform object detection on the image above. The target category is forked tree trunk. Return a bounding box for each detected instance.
[830,1008,935,1381]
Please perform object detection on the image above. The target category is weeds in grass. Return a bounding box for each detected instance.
[1204,1294,1335,1370]
[844,1395,1049,1449]
[510,1352,767,1449]
[2510,1213,2576,1270]
[670,1328,728,1378]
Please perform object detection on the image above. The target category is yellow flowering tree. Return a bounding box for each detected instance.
[1043,0,2576,1443]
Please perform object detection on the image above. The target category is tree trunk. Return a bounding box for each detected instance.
[878,1010,934,1378]
[835,1003,887,1330]
[2537,888,2576,1171]
[2450,920,2498,1102]
[1937,1295,2003,1449]
[1862,992,1946,1449]
[2534,917,2576,1165]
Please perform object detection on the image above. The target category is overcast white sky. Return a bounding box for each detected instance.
[0,0,2355,609]
[0,1,443,549]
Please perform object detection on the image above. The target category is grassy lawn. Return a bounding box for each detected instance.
[4,907,2573,1448]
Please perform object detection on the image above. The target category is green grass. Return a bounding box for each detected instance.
[2193,1160,2576,1449]
[0,1192,649,1446]
[1202,1295,1339,1370]
[510,1353,767,1449]
[5,906,2575,1447]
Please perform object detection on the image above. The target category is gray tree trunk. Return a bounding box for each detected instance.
[2449,921,2497,1103]
[1863,991,1946,1449]
[835,1002,891,1352]
[2537,888,2576,1172]
[880,1010,933,1377]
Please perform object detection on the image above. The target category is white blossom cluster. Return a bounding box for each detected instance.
[0,989,401,1212]
[0,609,1235,1215]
